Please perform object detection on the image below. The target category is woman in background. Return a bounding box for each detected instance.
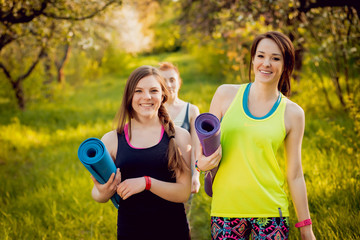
[197,31,316,239]
[158,62,201,195]
[91,65,192,240]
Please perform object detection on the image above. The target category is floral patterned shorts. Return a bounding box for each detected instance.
[211,216,289,240]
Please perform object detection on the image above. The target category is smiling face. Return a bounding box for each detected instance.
[252,38,284,85]
[159,68,181,99]
[131,75,163,120]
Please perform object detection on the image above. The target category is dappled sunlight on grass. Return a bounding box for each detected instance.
[53,120,113,142]
[0,117,51,150]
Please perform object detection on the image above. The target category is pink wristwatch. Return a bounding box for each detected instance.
[295,219,312,228]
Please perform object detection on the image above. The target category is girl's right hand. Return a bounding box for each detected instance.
[197,145,222,172]
[91,168,121,200]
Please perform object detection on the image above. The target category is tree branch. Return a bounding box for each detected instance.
[0,32,16,51]
[298,0,360,15]
[17,47,46,82]
[0,0,49,24]
[42,0,119,21]
[0,62,13,83]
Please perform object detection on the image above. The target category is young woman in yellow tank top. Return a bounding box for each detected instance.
[197,31,316,240]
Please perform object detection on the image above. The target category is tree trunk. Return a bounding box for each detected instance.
[313,64,333,110]
[43,52,54,85]
[293,44,304,82]
[287,16,306,83]
[12,81,26,110]
[332,76,346,108]
[55,44,71,84]
[0,47,45,110]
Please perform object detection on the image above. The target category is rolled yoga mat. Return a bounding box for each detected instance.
[194,113,221,197]
[78,137,120,209]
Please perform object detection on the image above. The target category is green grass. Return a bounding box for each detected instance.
[0,51,359,239]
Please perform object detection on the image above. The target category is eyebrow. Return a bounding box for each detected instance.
[135,86,161,90]
[257,51,282,56]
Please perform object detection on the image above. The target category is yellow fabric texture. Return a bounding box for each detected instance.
[211,84,289,218]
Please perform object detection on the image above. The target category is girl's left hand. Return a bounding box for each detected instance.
[117,177,146,200]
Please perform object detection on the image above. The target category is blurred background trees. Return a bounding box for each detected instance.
[1,0,359,116]
[0,0,123,109]
[0,1,359,239]
[177,0,359,139]
[179,0,359,110]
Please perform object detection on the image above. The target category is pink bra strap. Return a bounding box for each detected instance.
[124,123,164,149]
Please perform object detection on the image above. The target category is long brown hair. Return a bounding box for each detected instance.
[249,31,295,97]
[114,65,188,176]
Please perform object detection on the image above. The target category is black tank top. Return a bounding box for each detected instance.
[115,131,190,240]
[180,102,191,132]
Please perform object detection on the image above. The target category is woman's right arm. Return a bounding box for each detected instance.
[209,84,238,120]
[196,85,237,171]
[91,131,121,203]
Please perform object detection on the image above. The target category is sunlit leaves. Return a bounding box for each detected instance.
[0,0,122,109]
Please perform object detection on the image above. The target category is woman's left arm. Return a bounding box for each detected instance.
[117,127,192,203]
[285,102,316,240]
[189,104,201,193]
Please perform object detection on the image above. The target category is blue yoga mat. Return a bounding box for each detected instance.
[194,113,221,197]
[78,137,120,208]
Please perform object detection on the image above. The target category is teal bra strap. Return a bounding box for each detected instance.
[243,83,282,120]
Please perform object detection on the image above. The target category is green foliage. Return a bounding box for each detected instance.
[0,0,123,110]
[151,1,182,53]
[0,75,125,239]
[0,51,359,240]
[184,36,226,81]
[0,52,218,239]
[64,49,104,85]
[179,0,360,114]
[0,73,16,107]
[1,2,359,237]
[188,184,211,240]
[101,45,134,78]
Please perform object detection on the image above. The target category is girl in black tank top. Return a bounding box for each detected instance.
[89,66,192,240]
[116,127,189,239]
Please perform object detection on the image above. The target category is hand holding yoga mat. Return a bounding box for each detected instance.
[78,137,121,209]
[195,113,221,197]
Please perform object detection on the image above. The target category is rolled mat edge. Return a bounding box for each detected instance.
[194,113,221,197]
[78,137,120,209]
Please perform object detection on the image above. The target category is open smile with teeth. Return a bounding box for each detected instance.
[260,70,273,74]
[140,103,153,107]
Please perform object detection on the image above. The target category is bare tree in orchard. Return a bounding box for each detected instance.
[0,0,122,110]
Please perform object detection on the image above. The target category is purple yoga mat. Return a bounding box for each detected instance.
[194,113,221,197]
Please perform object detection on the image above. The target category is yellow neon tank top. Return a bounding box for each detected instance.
[211,83,289,218]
